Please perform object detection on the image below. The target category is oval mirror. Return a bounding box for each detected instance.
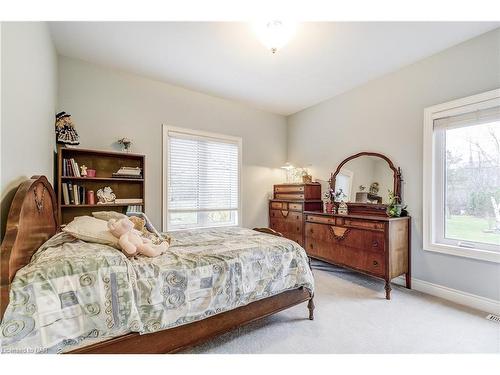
[331,152,401,208]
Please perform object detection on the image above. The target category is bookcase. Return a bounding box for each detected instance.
[56,146,146,225]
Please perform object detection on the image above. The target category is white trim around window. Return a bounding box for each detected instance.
[162,125,242,232]
[423,88,500,263]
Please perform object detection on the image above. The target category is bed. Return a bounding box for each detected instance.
[0,176,315,353]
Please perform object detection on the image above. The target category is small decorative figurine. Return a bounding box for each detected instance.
[55,111,80,145]
[96,186,116,204]
[118,137,132,152]
[369,182,380,195]
[338,200,348,215]
[80,164,88,177]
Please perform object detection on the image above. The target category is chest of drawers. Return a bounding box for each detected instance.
[304,212,411,299]
[268,183,322,247]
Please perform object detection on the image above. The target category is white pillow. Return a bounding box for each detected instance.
[92,211,127,221]
[62,216,119,248]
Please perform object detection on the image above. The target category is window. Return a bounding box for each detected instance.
[423,89,500,263]
[163,126,241,231]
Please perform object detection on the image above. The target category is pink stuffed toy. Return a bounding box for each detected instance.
[107,217,167,257]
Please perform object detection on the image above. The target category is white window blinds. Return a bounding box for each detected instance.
[166,129,240,230]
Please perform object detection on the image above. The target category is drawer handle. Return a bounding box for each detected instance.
[373,260,379,266]
[372,240,378,247]
[329,226,350,241]
[296,227,300,232]
[280,210,289,218]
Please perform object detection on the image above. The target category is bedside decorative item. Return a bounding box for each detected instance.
[118,137,132,152]
[96,186,116,204]
[369,182,380,195]
[323,188,335,213]
[302,172,312,184]
[386,190,407,217]
[86,190,95,205]
[337,201,348,215]
[80,165,88,177]
[55,111,80,146]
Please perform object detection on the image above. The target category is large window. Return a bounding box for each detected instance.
[163,126,241,231]
[423,89,500,262]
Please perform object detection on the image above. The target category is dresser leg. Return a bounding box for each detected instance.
[405,273,411,289]
[307,297,315,320]
[384,281,392,300]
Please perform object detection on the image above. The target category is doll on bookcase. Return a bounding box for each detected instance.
[55,111,79,146]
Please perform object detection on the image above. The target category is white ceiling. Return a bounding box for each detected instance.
[49,22,499,115]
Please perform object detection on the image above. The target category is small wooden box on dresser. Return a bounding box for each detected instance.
[304,212,411,300]
[269,183,323,247]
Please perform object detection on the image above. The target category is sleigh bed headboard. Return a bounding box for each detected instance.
[0,175,58,318]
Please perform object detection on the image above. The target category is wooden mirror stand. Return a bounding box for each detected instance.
[330,152,402,217]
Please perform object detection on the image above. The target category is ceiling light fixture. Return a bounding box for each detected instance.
[253,20,297,54]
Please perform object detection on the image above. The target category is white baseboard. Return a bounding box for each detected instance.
[393,276,500,315]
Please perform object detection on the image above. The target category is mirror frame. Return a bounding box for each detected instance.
[330,152,402,216]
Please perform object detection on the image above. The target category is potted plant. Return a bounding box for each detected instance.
[386,190,408,217]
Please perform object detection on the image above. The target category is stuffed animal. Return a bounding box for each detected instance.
[128,214,171,245]
[107,217,168,257]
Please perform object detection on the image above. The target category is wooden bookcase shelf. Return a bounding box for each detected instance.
[57,146,146,225]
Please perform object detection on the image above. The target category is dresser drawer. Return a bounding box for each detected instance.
[274,185,305,193]
[270,201,287,210]
[305,234,385,277]
[341,218,385,231]
[270,209,302,221]
[306,214,335,225]
[275,193,305,200]
[341,250,385,277]
[305,223,385,253]
[288,202,303,211]
[270,217,302,232]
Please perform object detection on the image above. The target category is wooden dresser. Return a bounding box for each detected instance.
[269,183,323,247]
[304,212,411,299]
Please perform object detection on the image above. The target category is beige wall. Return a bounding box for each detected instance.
[1,22,58,238]
[287,28,500,300]
[57,56,287,229]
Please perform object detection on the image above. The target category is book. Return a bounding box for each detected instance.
[73,184,79,205]
[126,205,143,213]
[62,183,70,205]
[115,198,143,204]
[112,173,143,179]
[71,159,81,177]
[67,181,74,204]
[114,167,142,175]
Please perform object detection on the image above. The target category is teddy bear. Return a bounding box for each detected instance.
[107,217,168,257]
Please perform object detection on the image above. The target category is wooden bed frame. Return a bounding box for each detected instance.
[0,176,314,354]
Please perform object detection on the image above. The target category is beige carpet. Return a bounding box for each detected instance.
[186,260,500,353]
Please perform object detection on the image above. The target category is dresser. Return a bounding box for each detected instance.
[269,183,323,247]
[304,211,411,299]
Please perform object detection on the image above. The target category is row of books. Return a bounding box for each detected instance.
[62,158,82,177]
[113,166,143,179]
[62,182,87,205]
[115,198,143,204]
[126,205,143,213]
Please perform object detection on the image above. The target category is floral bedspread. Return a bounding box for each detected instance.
[0,227,314,353]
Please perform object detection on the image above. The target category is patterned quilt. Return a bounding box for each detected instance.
[0,227,314,353]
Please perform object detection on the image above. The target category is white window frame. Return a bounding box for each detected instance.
[423,88,500,263]
[162,125,242,232]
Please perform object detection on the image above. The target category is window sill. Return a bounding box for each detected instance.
[424,242,500,263]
